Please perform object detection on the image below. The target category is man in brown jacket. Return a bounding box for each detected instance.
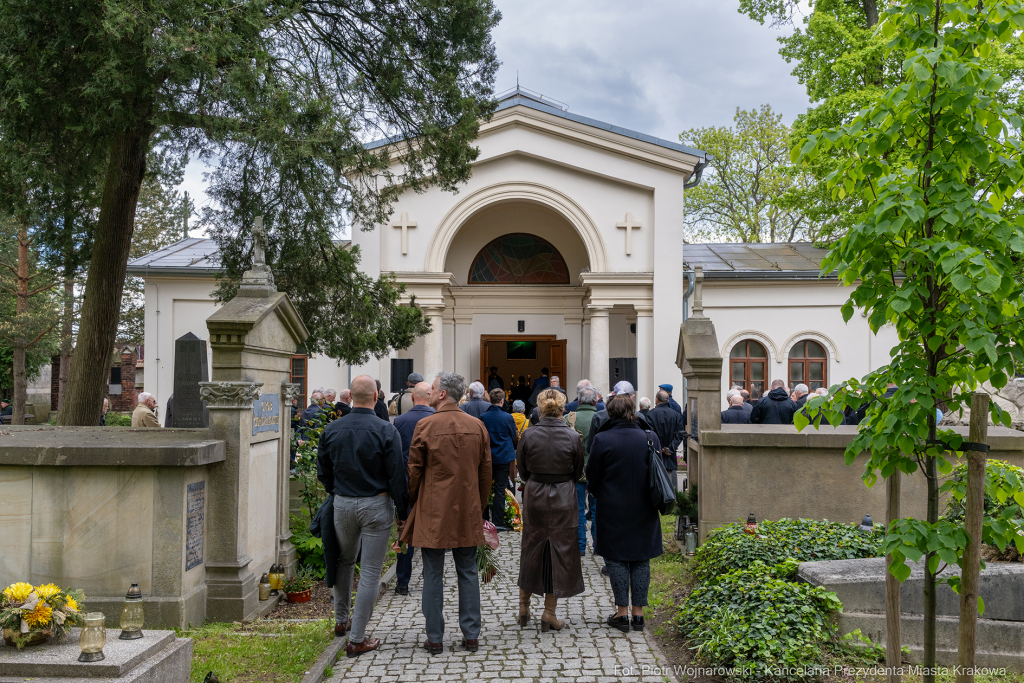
[400,371,491,654]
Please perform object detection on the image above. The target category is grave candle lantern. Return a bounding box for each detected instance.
[78,612,107,662]
[119,584,145,640]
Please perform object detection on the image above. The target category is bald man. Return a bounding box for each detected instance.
[317,375,408,657]
[392,381,435,594]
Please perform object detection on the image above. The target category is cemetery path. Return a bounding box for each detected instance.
[328,526,672,683]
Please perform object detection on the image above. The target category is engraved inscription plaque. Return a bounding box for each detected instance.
[186,481,205,570]
[252,393,281,436]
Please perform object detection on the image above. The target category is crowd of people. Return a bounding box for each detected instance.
[307,370,687,658]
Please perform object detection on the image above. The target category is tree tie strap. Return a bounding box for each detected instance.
[927,439,990,453]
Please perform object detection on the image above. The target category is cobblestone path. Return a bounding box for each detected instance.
[329,528,670,682]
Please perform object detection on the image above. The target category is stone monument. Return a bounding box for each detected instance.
[171,332,209,428]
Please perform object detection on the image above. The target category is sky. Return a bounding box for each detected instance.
[178,0,811,234]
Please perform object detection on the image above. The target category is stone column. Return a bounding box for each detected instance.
[422,305,445,380]
[589,306,610,396]
[199,380,264,623]
[635,304,654,401]
[279,382,302,573]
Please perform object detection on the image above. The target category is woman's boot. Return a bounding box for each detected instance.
[518,589,531,627]
[541,594,564,631]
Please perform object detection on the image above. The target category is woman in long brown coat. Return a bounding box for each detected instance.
[515,388,585,631]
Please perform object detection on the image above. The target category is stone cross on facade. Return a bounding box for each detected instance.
[392,211,417,255]
[692,265,705,318]
[616,212,641,256]
[252,216,267,266]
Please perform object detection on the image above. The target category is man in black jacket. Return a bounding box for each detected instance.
[317,376,408,656]
[750,380,798,425]
[646,389,686,488]
[721,394,751,424]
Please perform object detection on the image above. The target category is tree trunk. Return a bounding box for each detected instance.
[12,219,30,425]
[924,444,940,683]
[956,392,990,683]
[863,0,880,27]
[886,470,902,683]
[58,270,74,411]
[57,127,152,426]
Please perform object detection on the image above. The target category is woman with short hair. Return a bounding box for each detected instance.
[511,400,529,437]
[586,394,663,633]
[515,388,585,631]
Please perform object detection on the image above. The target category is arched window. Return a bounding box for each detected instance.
[729,340,768,400]
[789,340,827,391]
[468,233,570,284]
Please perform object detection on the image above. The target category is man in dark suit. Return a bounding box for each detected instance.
[645,389,686,491]
[657,384,683,414]
[392,381,436,595]
[721,393,752,424]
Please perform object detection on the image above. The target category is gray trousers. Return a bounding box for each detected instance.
[333,494,394,641]
[421,547,480,642]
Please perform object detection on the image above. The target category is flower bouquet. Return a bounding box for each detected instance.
[282,567,317,603]
[1,582,86,648]
[504,490,522,532]
[478,520,501,584]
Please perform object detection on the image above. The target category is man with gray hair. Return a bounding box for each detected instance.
[131,392,161,428]
[792,383,810,409]
[460,380,490,418]
[638,397,651,418]
[571,385,600,554]
[726,388,753,416]
[401,372,491,654]
[563,379,605,414]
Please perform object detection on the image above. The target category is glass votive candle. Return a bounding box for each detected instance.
[78,612,106,662]
[119,583,144,640]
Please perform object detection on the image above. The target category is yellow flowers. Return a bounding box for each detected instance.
[2,582,34,603]
[34,584,61,600]
[23,602,53,627]
[65,597,79,612]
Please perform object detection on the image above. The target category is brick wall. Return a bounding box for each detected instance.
[50,348,140,414]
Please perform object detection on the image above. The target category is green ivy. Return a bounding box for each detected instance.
[290,510,326,579]
[690,519,882,584]
[677,560,843,681]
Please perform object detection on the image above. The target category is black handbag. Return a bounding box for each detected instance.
[646,431,676,514]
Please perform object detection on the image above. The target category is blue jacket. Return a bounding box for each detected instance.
[394,404,436,463]
[479,404,519,465]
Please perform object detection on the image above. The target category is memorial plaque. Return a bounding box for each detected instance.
[186,481,205,571]
[172,332,209,427]
[252,393,281,436]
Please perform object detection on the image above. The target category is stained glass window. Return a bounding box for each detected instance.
[468,233,570,284]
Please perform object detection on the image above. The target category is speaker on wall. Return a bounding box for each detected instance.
[390,358,414,393]
[608,357,638,389]
[518,320,525,332]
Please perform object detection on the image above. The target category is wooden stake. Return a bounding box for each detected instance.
[886,469,902,683]
[956,392,990,683]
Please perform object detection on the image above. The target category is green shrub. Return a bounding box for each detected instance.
[104,412,133,427]
[677,560,843,681]
[690,518,881,583]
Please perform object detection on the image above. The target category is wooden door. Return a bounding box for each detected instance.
[549,340,566,382]
[479,340,490,387]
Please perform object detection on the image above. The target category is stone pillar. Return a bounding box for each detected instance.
[422,305,445,380]
[635,304,654,401]
[280,382,302,573]
[199,380,264,623]
[589,307,610,395]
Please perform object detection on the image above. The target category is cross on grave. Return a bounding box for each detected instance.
[252,215,267,266]
[392,211,417,255]
[692,265,705,317]
[616,212,641,256]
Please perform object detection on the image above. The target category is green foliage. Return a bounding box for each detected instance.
[677,560,844,681]
[675,481,698,520]
[690,518,881,584]
[681,105,817,243]
[103,412,133,427]
[282,565,317,594]
[290,510,326,580]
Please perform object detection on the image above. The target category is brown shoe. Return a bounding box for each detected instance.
[461,638,479,652]
[423,639,443,655]
[334,619,352,638]
[345,637,379,658]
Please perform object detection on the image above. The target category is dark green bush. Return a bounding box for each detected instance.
[104,412,133,427]
[690,518,881,583]
[678,560,843,680]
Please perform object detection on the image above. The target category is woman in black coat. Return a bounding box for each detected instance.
[586,394,663,633]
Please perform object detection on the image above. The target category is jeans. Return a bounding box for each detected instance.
[421,547,480,642]
[576,482,591,553]
[485,462,511,527]
[395,543,415,587]
[332,494,394,641]
[606,559,651,607]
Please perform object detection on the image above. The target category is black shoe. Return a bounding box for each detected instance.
[600,566,609,577]
[495,525,512,532]
[607,614,630,633]
[579,549,586,557]
[631,615,645,631]
[395,583,409,595]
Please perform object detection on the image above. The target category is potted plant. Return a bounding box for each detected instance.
[282,567,316,603]
[1,582,86,648]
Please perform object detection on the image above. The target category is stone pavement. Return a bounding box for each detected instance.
[329,527,671,683]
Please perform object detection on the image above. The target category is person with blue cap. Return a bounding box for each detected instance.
[657,384,683,414]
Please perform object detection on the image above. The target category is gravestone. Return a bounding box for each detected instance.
[172,332,209,427]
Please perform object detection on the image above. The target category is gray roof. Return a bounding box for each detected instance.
[683,243,833,279]
[366,87,707,159]
[126,237,351,277]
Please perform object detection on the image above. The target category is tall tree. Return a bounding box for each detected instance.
[794,2,1024,680]
[0,0,501,426]
[681,105,815,243]
[0,215,59,423]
